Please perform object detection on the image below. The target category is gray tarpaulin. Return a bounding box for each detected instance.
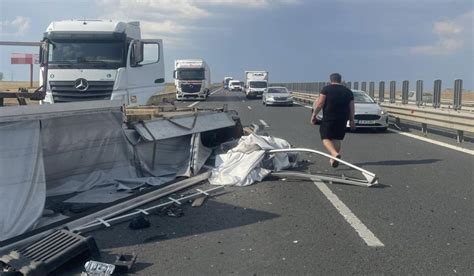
[0,101,233,240]
[134,112,236,141]
[0,121,46,241]
[44,111,138,196]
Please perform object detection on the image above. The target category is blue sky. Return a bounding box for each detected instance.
[0,0,473,89]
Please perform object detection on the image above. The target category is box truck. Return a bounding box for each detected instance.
[244,71,268,98]
[40,20,165,105]
[223,77,233,90]
[174,59,210,101]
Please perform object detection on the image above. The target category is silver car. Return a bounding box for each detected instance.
[315,89,388,131]
[262,87,293,106]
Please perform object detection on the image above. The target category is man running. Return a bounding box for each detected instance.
[311,73,355,167]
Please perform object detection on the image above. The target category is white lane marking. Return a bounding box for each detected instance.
[312,179,385,247]
[259,119,269,128]
[210,88,221,95]
[248,106,252,110]
[388,129,474,155]
[188,101,199,107]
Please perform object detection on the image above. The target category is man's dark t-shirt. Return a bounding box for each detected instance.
[320,84,354,122]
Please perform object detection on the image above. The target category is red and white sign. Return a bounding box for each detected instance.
[11,53,39,64]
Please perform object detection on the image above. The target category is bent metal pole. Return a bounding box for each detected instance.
[267,148,378,185]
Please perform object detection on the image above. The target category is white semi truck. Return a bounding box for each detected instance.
[244,71,268,98]
[174,59,210,101]
[40,20,165,105]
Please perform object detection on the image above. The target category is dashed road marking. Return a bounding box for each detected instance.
[312,179,385,248]
[248,106,252,110]
[259,119,269,128]
[188,101,199,107]
[388,129,474,155]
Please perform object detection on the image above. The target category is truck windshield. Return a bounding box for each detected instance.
[177,69,205,80]
[249,81,267,88]
[48,40,125,69]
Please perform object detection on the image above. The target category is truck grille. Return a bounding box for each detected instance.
[355,114,380,120]
[180,83,202,93]
[50,81,114,102]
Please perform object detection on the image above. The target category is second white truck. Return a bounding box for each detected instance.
[244,71,268,98]
[174,59,210,101]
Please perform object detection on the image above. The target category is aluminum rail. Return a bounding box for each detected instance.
[267,148,378,186]
[73,186,224,233]
[271,171,376,187]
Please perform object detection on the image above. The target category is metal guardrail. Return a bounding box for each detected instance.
[290,91,474,143]
[274,79,474,109]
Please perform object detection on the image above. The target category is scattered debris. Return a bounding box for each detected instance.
[82,260,115,276]
[158,204,184,218]
[192,195,208,207]
[129,217,151,230]
[114,253,137,273]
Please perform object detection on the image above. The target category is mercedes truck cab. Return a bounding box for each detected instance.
[40,20,165,105]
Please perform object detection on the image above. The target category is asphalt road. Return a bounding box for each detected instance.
[58,88,473,275]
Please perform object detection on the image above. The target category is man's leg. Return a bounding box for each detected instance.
[333,139,341,154]
[322,139,339,157]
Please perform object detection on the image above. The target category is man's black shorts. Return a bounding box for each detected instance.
[320,120,347,140]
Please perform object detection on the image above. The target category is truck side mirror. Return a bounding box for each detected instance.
[39,40,49,65]
[173,70,177,79]
[131,40,144,67]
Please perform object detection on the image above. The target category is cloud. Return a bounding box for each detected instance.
[200,0,300,8]
[410,10,473,55]
[0,16,31,36]
[98,0,299,46]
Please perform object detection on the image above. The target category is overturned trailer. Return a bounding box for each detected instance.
[0,100,242,251]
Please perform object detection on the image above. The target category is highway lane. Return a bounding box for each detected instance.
[58,88,473,275]
[174,88,474,273]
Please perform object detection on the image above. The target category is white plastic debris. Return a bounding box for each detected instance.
[209,134,295,186]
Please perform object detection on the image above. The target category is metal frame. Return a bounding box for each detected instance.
[73,186,224,233]
[267,148,378,186]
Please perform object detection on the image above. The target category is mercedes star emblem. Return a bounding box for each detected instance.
[74,78,89,91]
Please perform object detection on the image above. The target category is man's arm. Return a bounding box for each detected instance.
[349,99,355,130]
[311,94,326,124]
